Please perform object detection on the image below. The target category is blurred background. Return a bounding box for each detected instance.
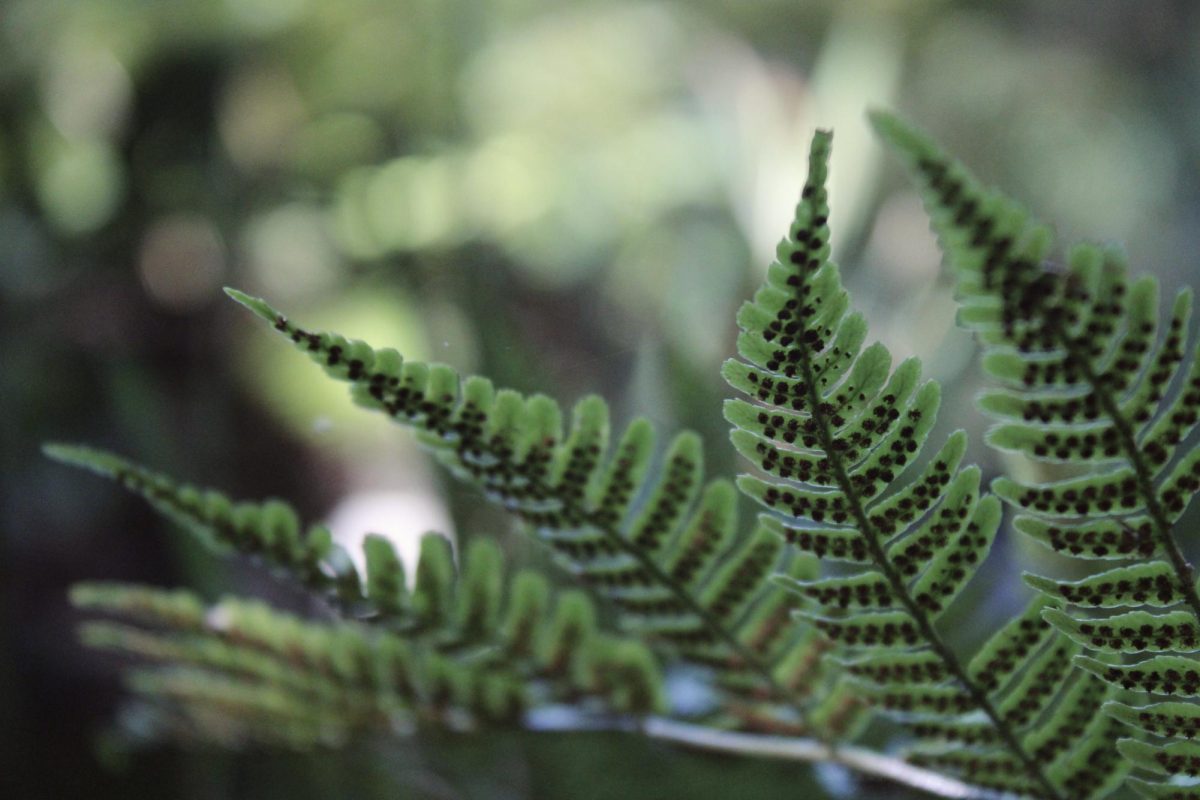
[4,1,1200,797]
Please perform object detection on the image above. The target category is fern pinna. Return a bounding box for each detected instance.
[222,291,856,740]
[47,445,663,746]
[874,111,1200,799]
[726,129,1127,799]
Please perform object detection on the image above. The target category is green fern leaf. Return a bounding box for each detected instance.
[70,533,662,749]
[362,533,407,617]
[1105,700,1200,740]
[1077,655,1200,697]
[728,128,1128,799]
[1023,563,1188,609]
[1044,608,1200,654]
[873,109,1200,797]
[219,293,847,738]
[1119,738,1200,779]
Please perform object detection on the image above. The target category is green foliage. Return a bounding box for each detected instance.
[62,493,663,750]
[874,110,1200,798]
[222,288,851,738]
[727,128,1128,799]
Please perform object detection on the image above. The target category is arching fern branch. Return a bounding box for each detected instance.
[726,128,1126,799]
[221,291,856,740]
[72,548,661,751]
[873,111,1200,799]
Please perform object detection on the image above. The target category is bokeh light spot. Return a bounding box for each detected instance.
[36,139,124,234]
[242,203,339,302]
[137,214,226,312]
[41,42,131,140]
[327,490,455,586]
[219,66,306,169]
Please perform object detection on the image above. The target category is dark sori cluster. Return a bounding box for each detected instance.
[47,111,1200,800]
[724,128,1128,800]
[874,110,1200,799]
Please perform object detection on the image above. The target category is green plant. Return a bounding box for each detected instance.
[49,118,1199,799]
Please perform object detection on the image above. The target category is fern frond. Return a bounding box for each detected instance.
[71,534,662,749]
[873,110,1200,798]
[221,293,848,739]
[727,128,1126,799]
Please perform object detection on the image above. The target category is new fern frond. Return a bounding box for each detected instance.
[221,290,852,739]
[874,111,1200,799]
[726,128,1126,799]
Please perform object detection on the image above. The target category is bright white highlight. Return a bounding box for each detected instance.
[326,490,455,586]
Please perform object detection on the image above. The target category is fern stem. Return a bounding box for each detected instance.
[1056,335,1200,624]
[526,712,992,799]
[793,338,1064,800]
[639,718,989,799]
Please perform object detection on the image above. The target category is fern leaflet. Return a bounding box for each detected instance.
[727,128,1126,799]
[873,110,1200,798]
